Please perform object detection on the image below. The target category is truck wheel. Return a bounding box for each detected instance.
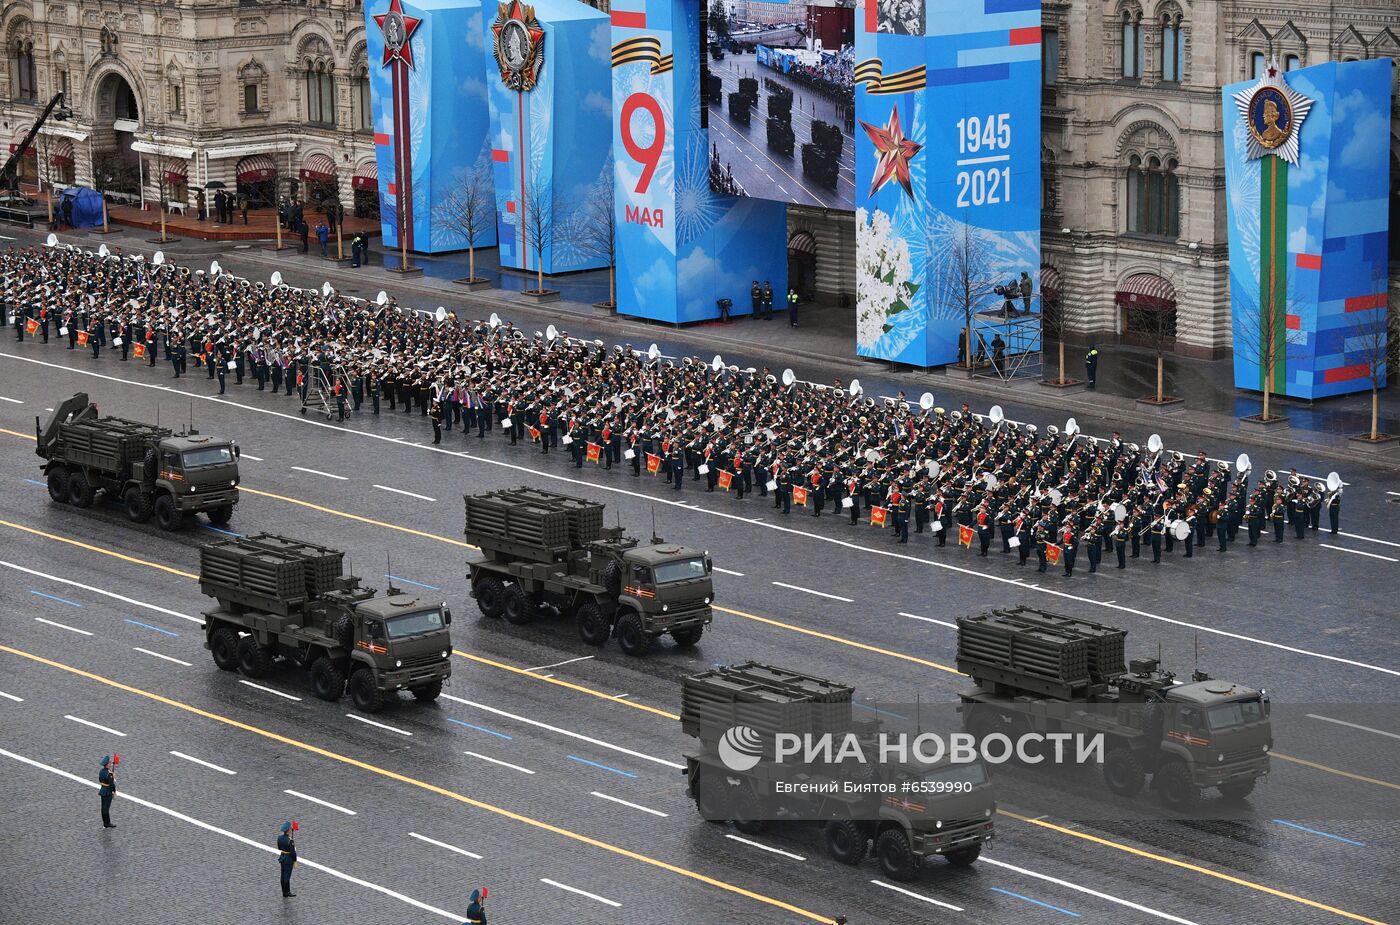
[153,494,181,531]
[411,679,443,702]
[1218,778,1257,801]
[576,603,610,646]
[1155,760,1201,812]
[124,487,153,523]
[671,625,704,648]
[46,470,69,503]
[311,658,346,701]
[825,820,868,865]
[209,627,240,671]
[475,578,505,619]
[67,470,94,508]
[1103,746,1146,797]
[691,768,727,824]
[349,668,385,713]
[333,616,354,650]
[944,844,982,866]
[501,584,536,625]
[601,561,622,596]
[614,611,649,657]
[235,636,272,678]
[207,505,233,526]
[876,828,920,882]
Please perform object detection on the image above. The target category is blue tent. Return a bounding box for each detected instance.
[58,186,104,229]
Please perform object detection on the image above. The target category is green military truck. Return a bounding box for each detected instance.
[682,663,996,881]
[200,533,453,712]
[957,606,1272,810]
[464,487,714,656]
[35,392,240,530]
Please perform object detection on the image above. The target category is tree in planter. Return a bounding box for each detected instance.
[92,151,138,234]
[522,176,554,294]
[946,219,998,368]
[710,1,730,38]
[1345,270,1396,442]
[144,136,174,244]
[1231,280,1300,422]
[1130,301,1177,404]
[575,156,617,308]
[433,160,492,283]
[1039,276,1085,385]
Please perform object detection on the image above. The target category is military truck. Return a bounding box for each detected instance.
[464,487,714,656]
[200,533,453,712]
[35,392,240,530]
[682,663,996,881]
[957,606,1272,810]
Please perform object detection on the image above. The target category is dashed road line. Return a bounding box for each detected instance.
[238,680,302,701]
[375,484,437,501]
[712,566,745,576]
[445,717,512,739]
[540,878,621,907]
[464,751,535,774]
[386,573,441,590]
[590,792,669,817]
[0,691,24,702]
[284,788,357,815]
[770,581,853,603]
[1320,543,1397,563]
[991,886,1080,917]
[869,879,964,911]
[30,589,81,607]
[1,561,201,623]
[0,395,24,403]
[124,618,180,637]
[290,465,348,480]
[899,611,959,629]
[1305,714,1400,741]
[981,858,1199,925]
[1336,531,1400,549]
[725,834,805,861]
[409,831,483,860]
[1272,820,1366,846]
[346,713,413,736]
[567,755,637,778]
[134,647,192,667]
[65,714,127,736]
[169,750,237,775]
[237,453,264,461]
[527,655,594,671]
[35,616,93,636]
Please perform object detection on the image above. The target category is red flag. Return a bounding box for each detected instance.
[76,330,90,346]
[870,506,889,527]
[133,343,147,358]
[527,425,542,442]
[646,452,662,474]
[791,486,808,507]
[717,470,733,490]
[1046,543,1063,566]
[24,317,38,334]
[958,524,975,547]
[586,442,602,464]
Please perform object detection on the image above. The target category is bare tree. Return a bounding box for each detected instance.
[576,156,617,308]
[947,219,998,368]
[1127,303,1176,403]
[92,151,137,234]
[433,161,492,283]
[1232,279,1301,422]
[1346,269,1396,441]
[523,176,554,294]
[144,133,173,244]
[1039,276,1085,385]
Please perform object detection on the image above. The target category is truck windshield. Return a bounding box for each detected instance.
[182,446,235,468]
[926,762,988,788]
[652,558,707,583]
[1206,698,1265,731]
[384,609,445,639]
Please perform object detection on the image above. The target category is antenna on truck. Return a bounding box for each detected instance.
[650,506,661,544]
[386,551,399,594]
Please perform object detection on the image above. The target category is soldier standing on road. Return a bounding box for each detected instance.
[751,280,763,319]
[98,755,117,828]
[429,398,443,444]
[1084,345,1099,389]
[465,888,487,924]
[277,821,298,897]
[1327,483,1342,534]
[762,281,774,319]
[1271,497,1286,543]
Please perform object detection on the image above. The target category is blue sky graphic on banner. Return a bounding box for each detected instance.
[484,0,612,274]
[854,0,1040,366]
[611,0,786,322]
[1222,58,1392,400]
[366,0,496,253]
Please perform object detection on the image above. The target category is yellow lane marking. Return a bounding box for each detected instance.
[239,487,475,548]
[457,650,680,721]
[715,603,962,676]
[997,809,1389,925]
[0,426,34,440]
[0,519,200,579]
[0,643,831,923]
[1272,752,1400,793]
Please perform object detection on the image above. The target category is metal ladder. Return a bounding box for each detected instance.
[301,359,350,420]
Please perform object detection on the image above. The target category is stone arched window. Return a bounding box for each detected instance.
[1120,5,1144,79]
[352,65,371,132]
[8,27,36,102]
[165,63,185,117]
[239,58,268,115]
[299,36,336,126]
[1126,154,1180,237]
[1158,4,1185,82]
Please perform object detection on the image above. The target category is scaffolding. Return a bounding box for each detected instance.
[300,356,351,421]
[971,308,1043,382]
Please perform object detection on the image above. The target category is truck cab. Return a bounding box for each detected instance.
[146,435,241,514]
[347,594,454,694]
[613,544,714,635]
[1158,681,1272,801]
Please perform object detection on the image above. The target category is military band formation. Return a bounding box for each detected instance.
[5,243,1343,579]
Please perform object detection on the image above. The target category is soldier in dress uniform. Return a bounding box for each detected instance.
[98,755,117,828]
[1112,519,1128,569]
[277,821,298,897]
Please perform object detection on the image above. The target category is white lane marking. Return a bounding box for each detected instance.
[1306,714,1400,742]
[409,831,484,860]
[0,395,23,403]
[374,484,437,502]
[238,680,302,701]
[64,714,127,736]
[1388,491,1400,498]
[284,788,357,815]
[539,878,621,908]
[770,581,853,603]
[0,748,462,921]
[238,453,264,461]
[2,561,202,623]
[441,694,684,769]
[0,691,22,702]
[590,791,669,818]
[346,713,413,736]
[725,834,806,861]
[712,566,745,576]
[1320,543,1398,563]
[169,750,237,775]
[868,879,965,911]
[464,751,535,774]
[12,352,1393,678]
[133,646,192,667]
[982,857,1200,925]
[291,465,349,480]
[899,611,958,630]
[35,616,93,636]
[1337,531,1400,549]
[526,655,594,671]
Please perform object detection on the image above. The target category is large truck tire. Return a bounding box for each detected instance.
[349,668,385,713]
[46,469,69,503]
[411,679,443,702]
[576,602,610,646]
[475,577,504,619]
[691,767,727,824]
[207,505,234,526]
[825,820,868,865]
[1155,760,1201,812]
[236,635,273,678]
[154,494,182,531]
[671,625,704,648]
[944,844,983,866]
[67,469,94,508]
[614,610,649,657]
[1103,746,1146,797]
[876,828,919,881]
[209,627,240,671]
[1218,778,1257,801]
[124,487,153,523]
[501,583,535,625]
[311,657,346,701]
[601,561,622,596]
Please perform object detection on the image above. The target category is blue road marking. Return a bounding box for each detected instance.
[30,590,81,607]
[854,702,908,720]
[21,478,46,487]
[386,574,442,591]
[446,718,512,740]
[990,888,1080,917]
[567,755,637,778]
[1272,820,1366,846]
[200,524,243,538]
[124,618,180,637]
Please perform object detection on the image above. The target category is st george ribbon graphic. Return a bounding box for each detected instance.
[374,0,422,251]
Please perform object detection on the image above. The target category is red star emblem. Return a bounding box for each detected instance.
[1266,65,1277,78]
[860,106,922,200]
[374,0,422,69]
